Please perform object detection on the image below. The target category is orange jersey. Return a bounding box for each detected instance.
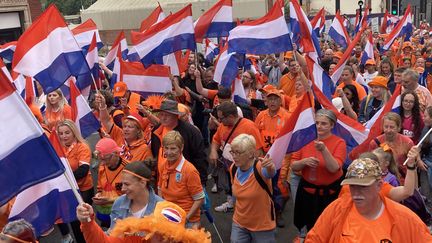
[255,108,289,152]
[64,142,93,191]
[278,73,297,97]
[158,157,204,223]
[231,162,276,231]
[292,135,346,186]
[45,104,72,130]
[109,124,152,162]
[213,118,264,150]
[97,159,128,197]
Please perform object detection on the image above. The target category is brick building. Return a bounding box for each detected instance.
[0,0,42,43]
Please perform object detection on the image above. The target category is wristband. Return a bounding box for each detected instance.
[406,164,417,170]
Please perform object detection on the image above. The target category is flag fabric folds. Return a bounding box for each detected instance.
[228,0,291,55]
[194,0,233,42]
[382,5,413,51]
[121,61,172,97]
[132,4,196,67]
[12,5,90,94]
[71,19,103,53]
[0,70,64,206]
[213,44,240,87]
[289,0,321,56]
[140,4,166,32]
[267,93,317,169]
[204,38,220,62]
[306,56,336,100]
[9,131,79,237]
[0,41,17,62]
[104,31,128,69]
[360,32,375,66]
[70,80,101,138]
[75,33,99,98]
[328,11,351,49]
[310,8,326,37]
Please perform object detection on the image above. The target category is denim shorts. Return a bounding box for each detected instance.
[230,222,275,243]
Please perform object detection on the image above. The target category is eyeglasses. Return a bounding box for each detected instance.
[98,153,114,162]
[403,100,415,104]
[229,150,246,156]
[242,76,252,79]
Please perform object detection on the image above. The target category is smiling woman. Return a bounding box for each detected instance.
[290,109,347,234]
[158,131,205,229]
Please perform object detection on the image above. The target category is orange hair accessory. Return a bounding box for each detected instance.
[380,143,392,153]
[122,169,149,182]
[110,201,211,243]
[142,95,165,110]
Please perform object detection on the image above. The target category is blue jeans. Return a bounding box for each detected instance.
[230,222,275,243]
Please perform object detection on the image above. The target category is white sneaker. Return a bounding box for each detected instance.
[62,234,74,243]
[214,201,233,212]
[211,183,218,193]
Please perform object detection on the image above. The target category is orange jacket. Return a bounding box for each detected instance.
[305,194,432,243]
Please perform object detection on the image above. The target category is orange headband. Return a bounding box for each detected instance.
[123,170,150,182]
[0,232,38,243]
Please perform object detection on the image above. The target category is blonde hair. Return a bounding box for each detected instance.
[45,89,67,111]
[57,119,87,145]
[231,134,256,153]
[382,112,401,129]
[123,119,143,139]
[373,147,401,181]
[162,130,184,149]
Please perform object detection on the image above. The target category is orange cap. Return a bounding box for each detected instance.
[368,76,388,89]
[402,41,413,50]
[259,84,276,93]
[365,59,376,66]
[266,89,281,98]
[334,51,343,59]
[113,82,128,97]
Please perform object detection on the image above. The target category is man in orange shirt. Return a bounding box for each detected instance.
[306,158,432,242]
[209,101,264,212]
[255,88,290,227]
[334,66,367,100]
[113,82,144,114]
[278,59,301,97]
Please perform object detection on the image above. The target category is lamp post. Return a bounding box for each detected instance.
[358,0,364,20]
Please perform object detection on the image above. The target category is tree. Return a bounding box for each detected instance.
[43,0,94,15]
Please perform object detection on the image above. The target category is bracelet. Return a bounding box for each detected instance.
[406,164,417,170]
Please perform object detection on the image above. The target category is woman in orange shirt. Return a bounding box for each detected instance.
[95,93,152,162]
[44,89,72,130]
[229,134,276,242]
[57,119,94,243]
[158,131,204,229]
[290,109,346,234]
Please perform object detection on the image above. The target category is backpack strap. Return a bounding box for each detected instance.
[374,137,381,147]
[253,160,275,221]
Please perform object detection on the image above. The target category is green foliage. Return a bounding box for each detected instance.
[43,0,94,15]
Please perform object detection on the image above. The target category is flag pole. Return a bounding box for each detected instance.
[403,127,432,165]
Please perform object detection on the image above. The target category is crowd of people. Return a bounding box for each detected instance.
[1,13,432,243]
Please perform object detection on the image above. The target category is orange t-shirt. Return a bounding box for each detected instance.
[291,134,346,186]
[341,202,392,242]
[213,118,264,150]
[97,159,128,197]
[231,162,276,231]
[255,108,289,152]
[335,81,367,101]
[45,104,72,130]
[158,157,204,223]
[278,73,297,97]
[64,142,93,191]
[109,124,152,162]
